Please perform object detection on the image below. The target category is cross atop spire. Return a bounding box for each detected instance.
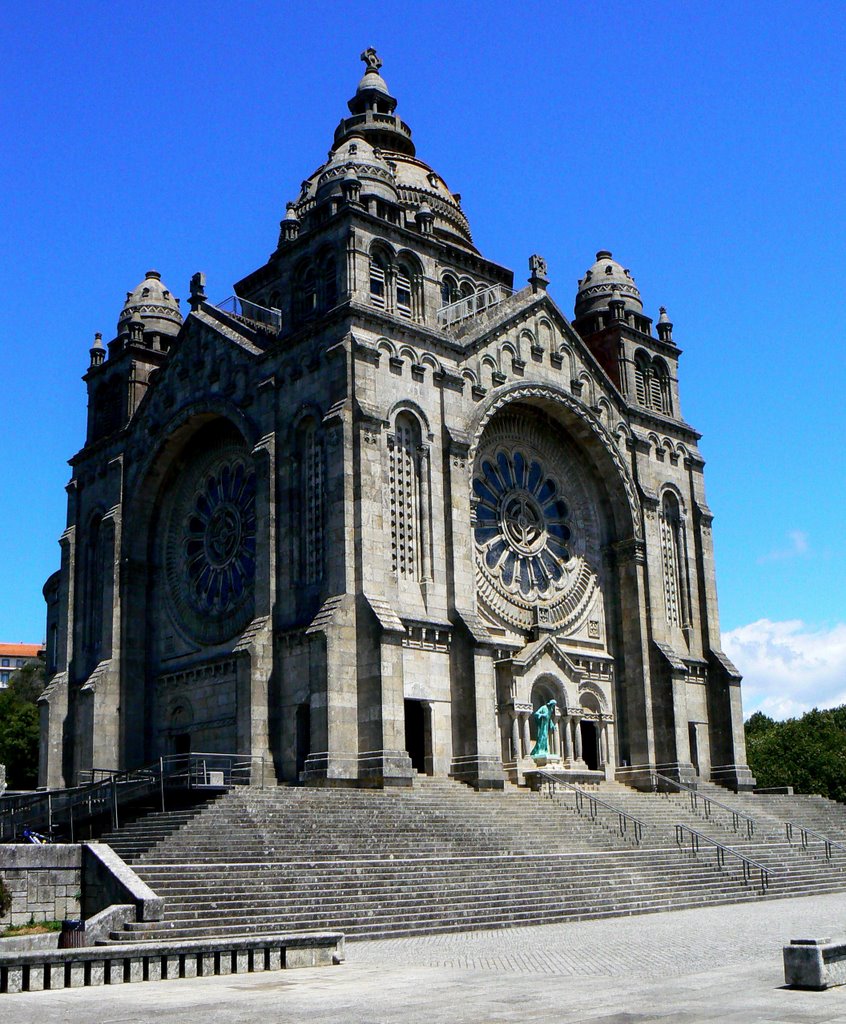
[360,47,382,73]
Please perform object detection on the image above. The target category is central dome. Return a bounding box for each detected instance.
[292,50,475,250]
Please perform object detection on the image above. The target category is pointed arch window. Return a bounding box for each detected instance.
[634,351,672,415]
[440,274,459,307]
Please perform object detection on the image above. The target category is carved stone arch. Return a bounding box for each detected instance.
[578,680,607,713]
[537,318,554,353]
[369,237,397,260]
[578,371,595,406]
[461,367,479,387]
[658,480,687,513]
[499,341,519,375]
[387,398,433,439]
[376,337,397,360]
[531,672,570,711]
[517,328,535,359]
[557,344,576,378]
[468,380,642,543]
[288,401,325,445]
[419,353,441,377]
[596,397,613,426]
[675,442,689,460]
[398,344,418,365]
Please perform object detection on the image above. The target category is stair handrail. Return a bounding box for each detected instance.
[646,770,757,839]
[0,752,264,842]
[674,822,770,893]
[534,769,646,845]
[784,819,846,860]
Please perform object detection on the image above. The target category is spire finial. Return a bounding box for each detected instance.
[360,47,382,74]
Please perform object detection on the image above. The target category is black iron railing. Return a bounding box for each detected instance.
[535,769,645,845]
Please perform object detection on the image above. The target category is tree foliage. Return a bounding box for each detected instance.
[745,706,846,803]
[0,659,45,790]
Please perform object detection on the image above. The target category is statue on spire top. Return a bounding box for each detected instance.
[360,47,382,73]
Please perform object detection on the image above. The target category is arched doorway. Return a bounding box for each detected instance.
[579,720,599,770]
[404,699,431,775]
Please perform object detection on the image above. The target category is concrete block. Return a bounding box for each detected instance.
[68,962,85,988]
[145,956,162,982]
[86,960,105,986]
[217,951,233,975]
[26,964,45,991]
[267,948,282,971]
[234,951,249,974]
[5,966,23,993]
[182,955,198,979]
[250,948,266,972]
[200,953,215,976]
[164,955,181,979]
[48,962,65,989]
[107,959,124,984]
[784,938,846,990]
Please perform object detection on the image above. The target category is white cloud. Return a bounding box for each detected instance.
[758,530,811,564]
[723,619,846,720]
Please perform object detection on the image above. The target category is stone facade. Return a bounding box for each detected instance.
[40,50,754,792]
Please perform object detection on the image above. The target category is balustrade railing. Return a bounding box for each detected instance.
[437,284,512,328]
[214,295,282,333]
[535,769,645,845]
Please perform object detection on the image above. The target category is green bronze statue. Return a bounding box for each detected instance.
[530,699,557,758]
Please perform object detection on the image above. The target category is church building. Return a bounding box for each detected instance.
[40,50,755,793]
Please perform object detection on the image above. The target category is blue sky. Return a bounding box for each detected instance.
[1,1,843,716]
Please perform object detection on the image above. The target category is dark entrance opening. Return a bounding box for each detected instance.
[404,699,427,774]
[580,721,599,770]
[295,704,311,779]
[688,722,700,774]
[173,733,191,757]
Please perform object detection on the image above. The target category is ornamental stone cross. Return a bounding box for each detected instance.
[361,47,382,73]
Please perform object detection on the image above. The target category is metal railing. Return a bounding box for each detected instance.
[535,769,645,845]
[617,768,758,840]
[785,820,846,860]
[674,823,769,893]
[0,752,264,843]
[214,296,282,333]
[437,284,512,328]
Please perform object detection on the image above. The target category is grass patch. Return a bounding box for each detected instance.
[1,920,63,937]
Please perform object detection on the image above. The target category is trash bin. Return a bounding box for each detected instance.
[58,919,86,948]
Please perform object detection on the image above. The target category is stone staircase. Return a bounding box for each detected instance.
[91,775,846,943]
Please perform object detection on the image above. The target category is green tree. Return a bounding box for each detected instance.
[745,705,846,803]
[0,658,44,790]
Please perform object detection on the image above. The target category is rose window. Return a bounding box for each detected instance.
[165,447,257,645]
[183,460,256,616]
[473,450,572,600]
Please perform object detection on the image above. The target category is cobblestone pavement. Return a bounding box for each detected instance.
[5,893,846,1023]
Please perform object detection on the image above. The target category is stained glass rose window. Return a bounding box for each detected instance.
[473,450,572,601]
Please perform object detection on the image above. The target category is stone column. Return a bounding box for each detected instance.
[521,713,532,758]
[574,716,583,761]
[510,711,521,762]
[563,715,574,761]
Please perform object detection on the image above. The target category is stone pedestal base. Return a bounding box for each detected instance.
[450,754,505,790]
[357,749,415,788]
[711,763,757,792]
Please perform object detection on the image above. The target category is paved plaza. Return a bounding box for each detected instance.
[5,893,846,1022]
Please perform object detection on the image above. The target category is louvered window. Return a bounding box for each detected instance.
[370,260,386,308]
[396,269,412,319]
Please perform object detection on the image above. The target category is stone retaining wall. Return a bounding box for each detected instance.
[0,846,81,928]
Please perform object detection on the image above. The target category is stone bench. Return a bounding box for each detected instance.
[783,937,846,990]
[0,931,344,993]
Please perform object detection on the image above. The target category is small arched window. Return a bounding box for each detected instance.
[370,251,389,309]
[440,274,459,307]
[651,359,671,414]
[396,263,413,319]
[634,352,650,407]
[320,255,337,311]
[293,263,317,324]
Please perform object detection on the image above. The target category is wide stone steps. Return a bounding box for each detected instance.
[96,776,846,943]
